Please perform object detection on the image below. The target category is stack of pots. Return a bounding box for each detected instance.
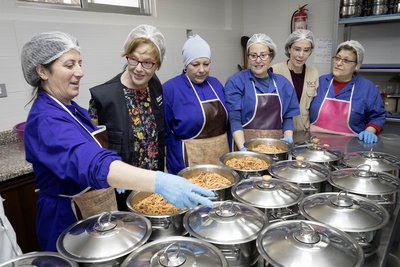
[244,138,290,161]
[340,0,362,17]
[232,177,304,223]
[268,156,331,196]
[219,151,274,180]
[299,191,390,257]
[256,220,364,267]
[0,252,78,267]
[183,201,266,267]
[372,0,388,15]
[56,211,152,266]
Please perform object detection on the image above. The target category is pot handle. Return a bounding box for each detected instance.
[219,246,241,260]
[151,217,171,229]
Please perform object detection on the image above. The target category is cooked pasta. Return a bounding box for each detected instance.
[252,144,286,153]
[132,194,181,215]
[225,156,269,170]
[188,171,231,189]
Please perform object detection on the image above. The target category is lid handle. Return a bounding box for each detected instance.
[355,164,372,176]
[159,242,187,266]
[216,200,238,217]
[94,212,117,232]
[331,191,353,207]
[293,221,320,244]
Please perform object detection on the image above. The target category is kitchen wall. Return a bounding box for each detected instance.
[0,0,336,132]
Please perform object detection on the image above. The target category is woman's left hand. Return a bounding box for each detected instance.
[358,130,378,144]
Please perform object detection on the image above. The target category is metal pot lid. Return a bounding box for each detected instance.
[256,220,364,267]
[0,252,78,267]
[232,177,303,208]
[299,192,390,232]
[121,236,228,267]
[329,165,399,195]
[57,211,152,263]
[290,143,343,163]
[343,151,400,172]
[269,156,330,183]
[183,201,266,245]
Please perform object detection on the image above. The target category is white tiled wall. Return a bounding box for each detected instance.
[0,0,337,132]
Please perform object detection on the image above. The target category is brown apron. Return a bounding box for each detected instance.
[184,97,229,166]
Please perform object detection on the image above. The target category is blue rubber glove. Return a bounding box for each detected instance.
[154,171,214,208]
[116,188,125,194]
[281,136,293,144]
[239,146,247,151]
[358,130,378,144]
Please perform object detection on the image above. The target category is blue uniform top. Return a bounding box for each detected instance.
[163,72,227,174]
[310,74,386,133]
[24,91,121,251]
[224,69,299,132]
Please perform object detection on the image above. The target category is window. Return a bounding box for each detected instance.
[18,0,152,15]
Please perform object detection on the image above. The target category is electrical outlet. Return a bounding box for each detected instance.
[0,84,7,98]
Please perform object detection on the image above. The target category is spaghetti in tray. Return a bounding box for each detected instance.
[225,156,269,170]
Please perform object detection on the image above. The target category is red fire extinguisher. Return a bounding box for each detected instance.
[291,4,308,33]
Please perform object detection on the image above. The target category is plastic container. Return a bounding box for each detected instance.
[13,122,26,142]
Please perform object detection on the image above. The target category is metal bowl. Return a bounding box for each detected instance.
[244,138,289,161]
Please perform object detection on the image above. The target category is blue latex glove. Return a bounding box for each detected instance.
[358,130,378,144]
[116,188,125,194]
[239,146,247,151]
[281,136,293,144]
[155,171,215,208]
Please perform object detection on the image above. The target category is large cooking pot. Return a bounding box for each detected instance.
[244,138,290,161]
[0,252,78,267]
[127,191,188,240]
[232,177,304,223]
[57,211,151,266]
[256,220,364,267]
[329,164,400,213]
[342,150,400,178]
[290,141,343,170]
[183,201,266,267]
[219,151,274,180]
[121,236,228,267]
[299,192,390,257]
[268,156,331,195]
[177,164,240,201]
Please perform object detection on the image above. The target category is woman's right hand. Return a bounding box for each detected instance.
[154,171,214,208]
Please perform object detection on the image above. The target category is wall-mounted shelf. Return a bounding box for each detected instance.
[359,64,400,73]
[339,14,400,25]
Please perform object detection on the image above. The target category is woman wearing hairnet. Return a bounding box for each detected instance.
[21,31,213,251]
[88,24,166,210]
[163,35,229,175]
[310,40,385,144]
[224,33,299,150]
[272,29,318,132]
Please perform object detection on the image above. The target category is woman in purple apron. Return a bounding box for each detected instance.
[224,33,300,151]
[310,40,385,144]
[163,35,229,175]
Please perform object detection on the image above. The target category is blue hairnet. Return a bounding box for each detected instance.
[182,34,211,67]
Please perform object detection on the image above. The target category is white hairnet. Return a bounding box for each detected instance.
[21,31,80,86]
[336,40,365,70]
[182,34,211,67]
[246,33,277,59]
[285,29,314,57]
[124,24,166,63]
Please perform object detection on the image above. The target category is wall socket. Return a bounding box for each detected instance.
[0,84,7,98]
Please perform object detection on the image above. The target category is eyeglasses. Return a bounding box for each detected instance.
[292,47,312,55]
[126,56,156,69]
[332,56,357,65]
[248,53,272,61]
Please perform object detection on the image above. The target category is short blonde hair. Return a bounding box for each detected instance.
[122,37,161,69]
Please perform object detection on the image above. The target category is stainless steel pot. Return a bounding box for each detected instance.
[127,191,187,240]
[232,177,304,223]
[184,201,266,267]
[121,236,228,267]
[268,156,331,195]
[341,4,362,17]
[329,164,399,213]
[256,220,364,267]
[0,252,78,267]
[220,151,274,180]
[341,0,361,5]
[177,164,240,201]
[244,138,290,161]
[299,192,390,257]
[57,211,152,266]
[372,4,388,14]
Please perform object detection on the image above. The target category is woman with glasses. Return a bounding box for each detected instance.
[88,24,167,210]
[163,35,229,174]
[310,40,385,144]
[224,33,299,151]
[272,30,318,132]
